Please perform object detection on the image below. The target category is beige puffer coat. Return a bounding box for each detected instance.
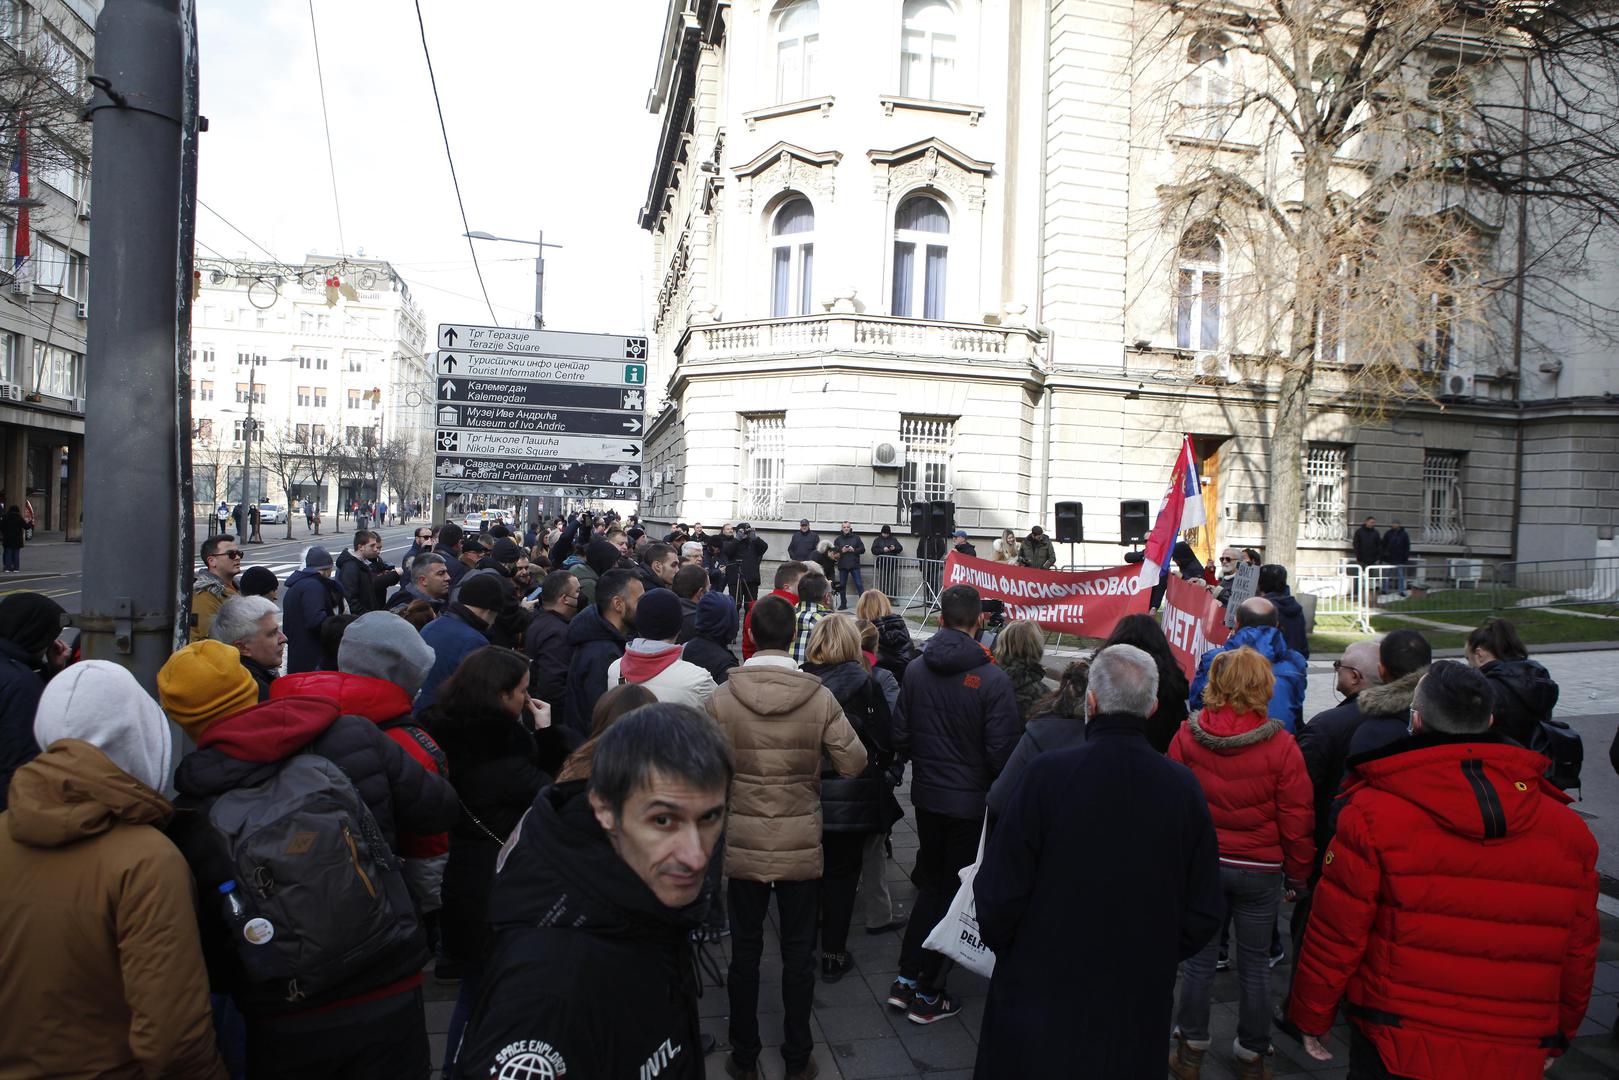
[707,656,867,882]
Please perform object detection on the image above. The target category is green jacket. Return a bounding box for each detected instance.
[1019,536,1057,570]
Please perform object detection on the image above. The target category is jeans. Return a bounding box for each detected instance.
[728,878,818,1071]
[245,988,429,1080]
[837,566,864,607]
[1176,866,1281,1055]
[440,967,484,1079]
[857,831,895,928]
[819,832,867,954]
[2,547,17,572]
[897,809,982,991]
[1348,1024,1415,1079]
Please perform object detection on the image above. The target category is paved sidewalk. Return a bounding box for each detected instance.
[422,780,1619,1079]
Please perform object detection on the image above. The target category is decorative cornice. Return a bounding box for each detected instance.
[732,143,843,211]
[866,137,993,177]
[742,95,835,130]
[877,95,984,126]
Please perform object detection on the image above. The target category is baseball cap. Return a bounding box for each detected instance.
[953,529,968,539]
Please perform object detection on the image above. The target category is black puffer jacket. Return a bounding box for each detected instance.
[428,705,569,970]
[169,696,460,1014]
[892,628,1022,820]
[336,549,400,615]
[562,605,627,735]
[872,613,919,684]
[452,782,709,1080]
[803,661,898,833]
[0,638,46,812]
[1265,590,1311,659]
[524,608,574,715]
[1478,658,1560,747]
[724,534,768,584]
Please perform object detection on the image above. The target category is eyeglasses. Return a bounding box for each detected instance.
[415,533,433,540]
[1331,660,1361,675]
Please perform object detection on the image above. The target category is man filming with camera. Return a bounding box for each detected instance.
[725,522,768,607]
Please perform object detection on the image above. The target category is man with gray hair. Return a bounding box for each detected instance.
[453,703,734,1079]
[210,594,284,700]
[971,644,1223,1079]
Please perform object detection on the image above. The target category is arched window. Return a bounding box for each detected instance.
[901,0,956,100]
[1175,226,1223,350]
[892,195,949,319]
[1185,30,1230,107]
[774,0,820,103]
[770,197,815,317]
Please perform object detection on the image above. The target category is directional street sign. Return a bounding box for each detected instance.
[433,322,649,499]
[435,456,640,489]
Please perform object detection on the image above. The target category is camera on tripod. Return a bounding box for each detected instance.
[977,598,1008,647]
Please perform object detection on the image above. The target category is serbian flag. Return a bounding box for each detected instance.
[9,121,29,287]
[1138,435,1206,586]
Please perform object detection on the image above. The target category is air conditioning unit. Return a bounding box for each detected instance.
[0,382,22,402]
[75,302,87,320]
[71,396,86,414]
[1442,371,1474,398]
[1448,558,1483,588]
[1194,351,1235,382]
[871,438,906,469]
[10,281,30,296]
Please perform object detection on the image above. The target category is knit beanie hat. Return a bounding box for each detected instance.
[157,639,259,738]
[0,592,66,658]
[585,538,620,575]
[303,546,334,569]
[693,591,738,646]
[238,566,280,597]
[458,572,506,612]
[491,537,524,564]
[635,588,684,641]
[35,660,173,796]
[339,611,436,698]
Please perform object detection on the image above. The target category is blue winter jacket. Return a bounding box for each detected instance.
[1188,624,1308,732]
[281,567,347,675]
[415,605,491,715]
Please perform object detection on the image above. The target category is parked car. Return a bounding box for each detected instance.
[256,503,287,524]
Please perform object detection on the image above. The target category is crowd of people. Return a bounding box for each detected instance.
[0,508,1610,1080]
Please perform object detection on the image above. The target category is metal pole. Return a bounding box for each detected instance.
[242,365,255,509]
[79,0,197,686]
[534,228,545,330]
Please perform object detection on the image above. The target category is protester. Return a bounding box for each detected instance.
[708,595,867,1080]
[790,572,832,664]
[857,589,919,685]
[573,537,622,608]
[985,658,1089,830]
[164,648,460,1079]
[1096,612,1189,753]
[725,522,769,606]
[787,518,820,563]
[888,584,1020,1023]
[672,563,709,642]
[1190,597,1307,731]
[1169,646,1314,1080]
[1018,525,1057,569]
[427,646,570,1077]
[832,521,866,609]
[1257,564,1309,658]
[563,568,644,734]
[1381,520,1411,596]
[0,661,227,1079]
[802,614,896,983]
[1465,617,1560,747]
[635,541,680,595]
[991,528,1019,563]
[237,565,280,601]
[388,551,451,616]
[191,534,241,642]
[992,619,1051,723]
[745,560,806,660]
[0,503,25,572]
[155,641,259,746]
[318,612,357,672]
[433,522,469,588]
[684,591,741,686]
[973,645,1222,1078]
[0,592,69,810]
[871,525,903,594]
[949,529,976,557]
[407,526,436,560]
[555,683,658,784]
[1345,629,1434,757]
[210,595,285,700]
[337,530,401,615]
[524,569,580,715]
[1289,662,1599,1079]
[452,705,732,1079]
[1213,546,1243,604]
[606,588,718,709]
[1352,516,1382,588]
[281,546,346,674]
[415,573,504,713]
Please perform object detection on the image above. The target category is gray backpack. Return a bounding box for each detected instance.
[204,754,421,1003]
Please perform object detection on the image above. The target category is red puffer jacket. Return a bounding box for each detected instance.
[1290,735,1600,1079]
[1168,706,1314,881]
[272,672,449,859]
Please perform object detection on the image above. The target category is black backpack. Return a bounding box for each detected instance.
[1530,719,1583,793]
[201,754,422,1003]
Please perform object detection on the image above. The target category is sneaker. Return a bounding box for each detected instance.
[1268,942,1286,969]
[821,952,854,983]
[1214,950,1230,972]
[906,990,964,1025]
[884,978,915,1010]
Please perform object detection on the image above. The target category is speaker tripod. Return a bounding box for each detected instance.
[903,532,945,626]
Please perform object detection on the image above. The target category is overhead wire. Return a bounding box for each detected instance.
[412,0,497,325]
[306,0,347,258]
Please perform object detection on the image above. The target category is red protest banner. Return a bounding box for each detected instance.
[1160,574,1230,680]
[940,551,1150,639]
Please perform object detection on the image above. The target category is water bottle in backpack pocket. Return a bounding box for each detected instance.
[203,754,424,1002]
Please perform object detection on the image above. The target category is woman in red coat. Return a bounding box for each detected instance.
[1168,646,1314,1080]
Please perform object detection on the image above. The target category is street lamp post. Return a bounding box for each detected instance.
[464,230,563,330]
[238,356,299,536]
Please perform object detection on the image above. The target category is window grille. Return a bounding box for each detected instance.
[1301,445,1349,541]
[898,416,954,518]
[1422,452,1464,544]
[740,413,787,520]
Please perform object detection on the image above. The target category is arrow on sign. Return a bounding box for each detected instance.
[440,354,459,374]
[442,327,459,346]
[620,444,640,457]
[622,418,642,432]
[440,380,458,399]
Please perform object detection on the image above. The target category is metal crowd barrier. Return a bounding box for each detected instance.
[876,554,944,616]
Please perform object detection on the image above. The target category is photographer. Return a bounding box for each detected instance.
[725,523,768,605]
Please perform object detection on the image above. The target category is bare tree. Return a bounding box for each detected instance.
[1137,1,1619,565]
[263,424,312,540]
[190,422,232,525]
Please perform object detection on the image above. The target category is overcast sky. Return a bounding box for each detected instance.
[195,1,665,337]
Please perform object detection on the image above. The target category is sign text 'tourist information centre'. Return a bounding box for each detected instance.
[432,323,648,499]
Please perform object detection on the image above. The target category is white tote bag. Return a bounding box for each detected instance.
[920,816,996,978]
